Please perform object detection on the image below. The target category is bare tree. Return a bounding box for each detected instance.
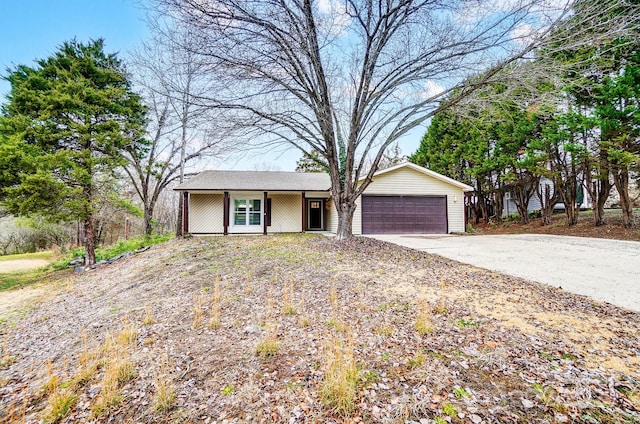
[154,0,620,239]
[125,25,229,235]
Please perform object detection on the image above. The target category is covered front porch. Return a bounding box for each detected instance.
[182,190,331,235]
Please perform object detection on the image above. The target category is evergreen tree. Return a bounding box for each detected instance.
[0,39,146,265]
[593,49,640,228]
[295,151,329,173]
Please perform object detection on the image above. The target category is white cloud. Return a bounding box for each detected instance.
[511,22,537,45]
[422,80,446,100]
[317,0,331,13]
[316,0,352,36]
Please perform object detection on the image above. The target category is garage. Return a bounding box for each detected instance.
[361,195,448,234]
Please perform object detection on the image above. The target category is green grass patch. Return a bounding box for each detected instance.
[0,251,56,262]
[0,268,56,292]
[0,234,172,292]
[52,233,173,269]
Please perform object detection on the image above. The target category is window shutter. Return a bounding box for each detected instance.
[266,198,272,226]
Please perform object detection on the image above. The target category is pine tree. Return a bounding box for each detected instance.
[0,39,146,265]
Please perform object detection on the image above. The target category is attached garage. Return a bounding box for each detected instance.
[361,195,447,234]
[326,163,473,235]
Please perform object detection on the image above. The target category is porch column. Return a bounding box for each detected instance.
[183,192,189,235]
[223,191,229,235]
[263,191,268,235]
[301,191,306,232]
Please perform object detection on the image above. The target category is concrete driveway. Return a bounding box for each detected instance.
[369,234,640,312]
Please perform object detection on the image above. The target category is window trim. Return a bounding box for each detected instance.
[230,196,263,230]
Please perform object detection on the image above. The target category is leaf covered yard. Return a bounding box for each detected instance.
[1,235,638,423]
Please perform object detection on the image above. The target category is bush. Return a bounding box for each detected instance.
[528,210,542,219]
[53,233,173,268]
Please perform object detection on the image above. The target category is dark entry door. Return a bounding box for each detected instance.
[308,199,324,230]
[361,195,447,234]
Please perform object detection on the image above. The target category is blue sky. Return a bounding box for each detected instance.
[0,0,148,99]
[0,0,423,170]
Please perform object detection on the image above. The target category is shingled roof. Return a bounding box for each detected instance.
[174,170,331,192]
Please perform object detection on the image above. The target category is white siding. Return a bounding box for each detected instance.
[189,193,224,233]
[357,167,467,233]
[325,196,362,234]
[353,196,362,235]
[327,198,338,233]
[270,194,302,233]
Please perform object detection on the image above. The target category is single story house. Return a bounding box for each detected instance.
[174,162,473,235]
[501,177,593,217]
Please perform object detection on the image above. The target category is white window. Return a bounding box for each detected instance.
[233,198,262,226]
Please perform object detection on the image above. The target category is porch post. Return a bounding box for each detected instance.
[223,191,229,235]
[263,191,268,235]
[301,191,306,232]
[183,192,189,235]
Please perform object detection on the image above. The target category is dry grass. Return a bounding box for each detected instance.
[415,289,433,336]
[208,277,222,329]
[320,335,358,416]
[406,349,426,369]
[453,288,640,376]
[191,292,206,329]
[90,326,138,418]
[43,386,77,424]
[2,235,639,423]
[0,397,28,424]
[434,281,448,314]
[41,361,59,395]
[142,304,155,325]
[0,338,17,369]
[282,278,298,315]
[152,354,177,413]
[116,319,139,346]
[256,306,279,358]
[329,284,338,309]
[255,336,279,358]
[256,321,279,358]
[65,335,101,392]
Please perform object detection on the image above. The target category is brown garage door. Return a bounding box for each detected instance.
[361,195,447,234]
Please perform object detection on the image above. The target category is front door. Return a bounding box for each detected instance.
[307,199,324,230]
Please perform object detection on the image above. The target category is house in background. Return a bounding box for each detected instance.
[501,177,593,217]
[174,162,473,235]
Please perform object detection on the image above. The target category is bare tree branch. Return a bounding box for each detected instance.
[152,0,636,238]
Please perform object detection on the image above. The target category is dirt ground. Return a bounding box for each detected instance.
[0,260,50,274]
[471,209,640,241]
[1,235,638,423]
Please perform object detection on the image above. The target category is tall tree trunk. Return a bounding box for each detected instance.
[537,182,556,226]
[492,188,504,222]
[564,203,578,226]
[513,196,530,224]
[334,199,356,240]
[612,168,633,228]
[468,196,480,225]
[84,217,96,266]
[176,88,190,237]
[144,204,155,236]
[557,176,580,226]
[561,186,579,226]
[511,182,535,225]
[589,177,611,226]
[589,149,611,227]
[475,186,489,224]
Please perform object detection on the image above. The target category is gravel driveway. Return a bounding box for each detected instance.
[369,234,640,312]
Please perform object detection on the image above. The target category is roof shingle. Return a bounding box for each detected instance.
[174,170,331,192]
